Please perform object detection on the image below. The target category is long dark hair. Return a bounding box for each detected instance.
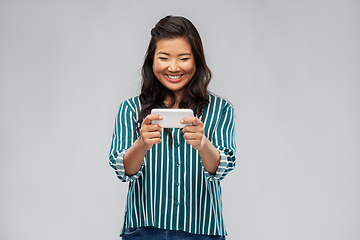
[136,15,212,140]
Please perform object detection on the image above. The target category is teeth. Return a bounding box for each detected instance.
[167,75,181,80]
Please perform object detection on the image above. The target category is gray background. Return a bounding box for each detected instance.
[1,0,359,239]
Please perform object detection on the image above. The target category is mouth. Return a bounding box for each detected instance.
[165,74,184,83]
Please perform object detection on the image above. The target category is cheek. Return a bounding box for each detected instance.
[153,60,166,73]
[152,61,159,74]
[152,61,165,82]
[183,62,196,75]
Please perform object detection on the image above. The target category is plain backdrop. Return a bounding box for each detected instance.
[1,0,359,239]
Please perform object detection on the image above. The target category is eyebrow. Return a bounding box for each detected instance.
[156,52,192,57]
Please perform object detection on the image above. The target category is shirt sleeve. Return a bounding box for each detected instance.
[204,102,236,181]
[108,100,144,182]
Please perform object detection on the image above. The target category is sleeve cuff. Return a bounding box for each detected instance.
[109,150,143,182]
[203,147,235,181]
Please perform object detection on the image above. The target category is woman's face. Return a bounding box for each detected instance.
[153,37,196,100]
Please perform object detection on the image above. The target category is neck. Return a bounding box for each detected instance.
[164,92,182,109]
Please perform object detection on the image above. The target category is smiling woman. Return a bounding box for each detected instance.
[153,38,196,103]
[108,15,236,240]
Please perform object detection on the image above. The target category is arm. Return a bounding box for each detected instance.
[209,103,236,180]
[109,101,139,182]
[182,103,236,180]
[181,117,220,175]
[123,114,163,176]
[108,100,162,181]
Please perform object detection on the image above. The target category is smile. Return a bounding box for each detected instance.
[165,74,184,83]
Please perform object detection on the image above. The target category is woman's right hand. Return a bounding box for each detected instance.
[140,114,163,150]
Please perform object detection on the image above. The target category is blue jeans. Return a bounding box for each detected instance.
[122,227,226,240]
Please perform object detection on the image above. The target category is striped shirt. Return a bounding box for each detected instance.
[109,94,236,236]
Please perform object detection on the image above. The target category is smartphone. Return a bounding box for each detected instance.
[151,108,194,128]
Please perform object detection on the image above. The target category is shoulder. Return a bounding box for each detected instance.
[207,93,234,111]
[117,96,142,114]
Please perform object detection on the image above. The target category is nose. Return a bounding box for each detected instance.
[167,60,180,72]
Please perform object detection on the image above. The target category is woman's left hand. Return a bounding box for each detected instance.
[182,116,221,175]
[181,117,206,150]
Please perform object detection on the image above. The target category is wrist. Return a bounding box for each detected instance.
[136,137,151,153]
[197,134,207,151]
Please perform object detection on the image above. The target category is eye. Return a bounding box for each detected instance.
[159,57,168,60]
[180,58,190,61]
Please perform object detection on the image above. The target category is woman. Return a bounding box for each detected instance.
[109,15,236,240]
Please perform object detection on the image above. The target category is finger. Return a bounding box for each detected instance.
[184,139,202,148]
[182,124,203,133]
[142,124,162,132]
[143,138,162,146]
[142,114,163,125]
[181,117,202,126]
[183,132,203,141]
[184,134,206,150]
[142,131,162,140]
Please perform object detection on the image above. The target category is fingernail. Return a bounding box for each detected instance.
[180,120,184,123]
[159,116,163,119]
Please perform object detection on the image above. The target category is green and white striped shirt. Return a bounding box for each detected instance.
[109,94,236,236]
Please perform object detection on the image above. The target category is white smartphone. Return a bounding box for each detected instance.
[151,108,194,128]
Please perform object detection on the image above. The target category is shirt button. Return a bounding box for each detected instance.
[176,182,180,187]
[175,201,180,206]
[175,143,180,148]
[176,163,180,167]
